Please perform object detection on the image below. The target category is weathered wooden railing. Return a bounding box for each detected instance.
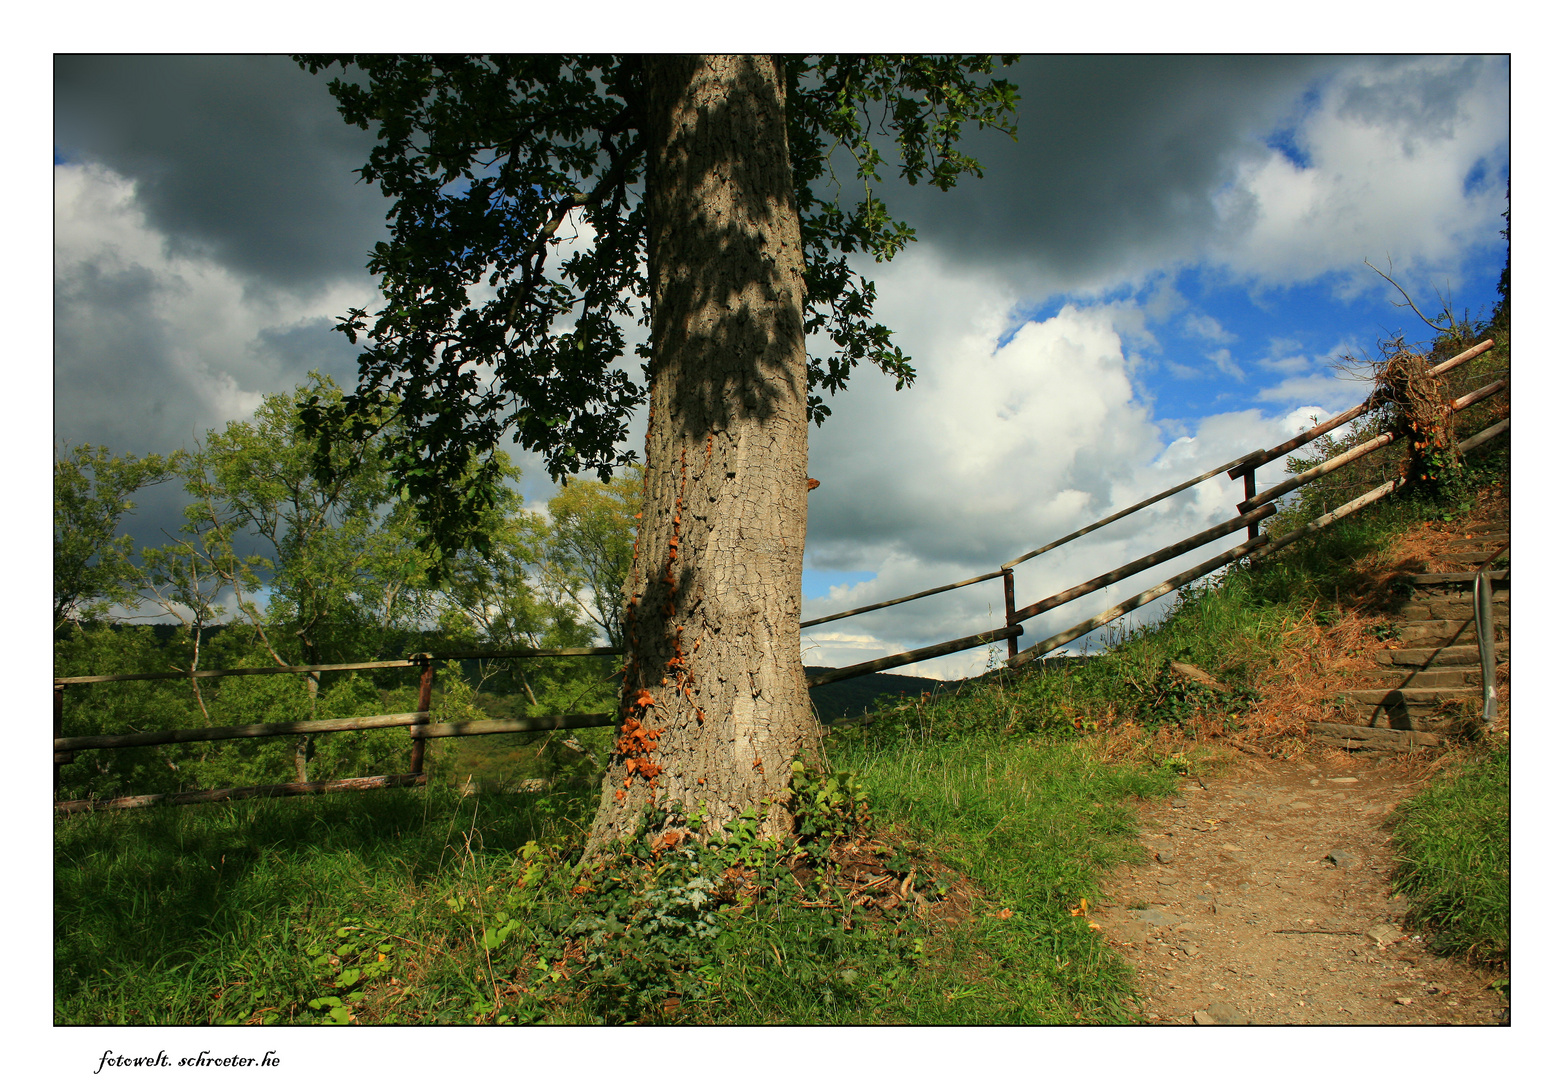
[57,341,1507,811]
[54,647,619,813]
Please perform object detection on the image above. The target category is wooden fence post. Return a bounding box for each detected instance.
[1227,450,1265,542]
[411,654,433,778]
[54,684,67,794]
[1002,568,1018,660]
[1241,468,1259,540]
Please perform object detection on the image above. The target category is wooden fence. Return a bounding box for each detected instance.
[55,341,1507,813]
[53,648,620,813]
[805,338,1504,674]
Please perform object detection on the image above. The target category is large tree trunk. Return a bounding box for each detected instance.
[584,55,820,858]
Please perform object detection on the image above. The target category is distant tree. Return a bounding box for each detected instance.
[140,530,229,722]
[539,465,642,650]
[168,374,436,779]
[299,54,1017,856]
[431,470,611,713]
[53,444,176,631]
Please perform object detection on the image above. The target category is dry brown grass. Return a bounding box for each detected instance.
[1083,477,1509,772]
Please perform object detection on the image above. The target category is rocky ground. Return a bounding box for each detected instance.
[1093,749,1508,1025]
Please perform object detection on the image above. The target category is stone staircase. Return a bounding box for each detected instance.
[1310,520,1510,752]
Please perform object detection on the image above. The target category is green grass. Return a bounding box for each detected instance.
[54,781,599,1024]
[55,688,1180,1025]
[657,734,1177,1025]
[1390,743,1510,968]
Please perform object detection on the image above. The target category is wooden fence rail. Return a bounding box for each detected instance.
[54,646,621,686]
[54,773,428,815]
[1009,533,1271,667]
[1001,447,1268,571]
[1002,351,1504,665]
[1228,339,1494,479]
[55,341,1506,812]
[1009,504,1277,624]
[55,712,431,753]
[800,570,1007,629]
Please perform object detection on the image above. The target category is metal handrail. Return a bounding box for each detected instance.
[1473,542,1510,728]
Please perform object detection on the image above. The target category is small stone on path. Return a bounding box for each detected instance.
[1194,1001,1246,1025]
[1368,924,1403,948]
[1326,849,1357,870]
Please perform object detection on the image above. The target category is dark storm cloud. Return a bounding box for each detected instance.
[244,320,364,386]
[53,257,187,451]
[879,55,1340,288]
[54,55,387,292]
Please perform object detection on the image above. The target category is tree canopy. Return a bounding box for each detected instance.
[54,445,175,631]
[295,54,1018,561]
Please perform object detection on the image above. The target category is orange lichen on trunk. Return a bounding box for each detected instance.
[615,689,666,800]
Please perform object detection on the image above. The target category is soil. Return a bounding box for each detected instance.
[1093,748,1509,1025]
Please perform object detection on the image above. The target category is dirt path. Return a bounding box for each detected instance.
[1093,750,1508,1025]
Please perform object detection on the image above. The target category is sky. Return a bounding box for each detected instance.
[52,54,1513,680]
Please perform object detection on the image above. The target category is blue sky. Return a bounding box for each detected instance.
[50,54,1511,678]
[797,231,1511,609]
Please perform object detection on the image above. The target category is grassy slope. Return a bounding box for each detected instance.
[54,731,1178,1024]
[55,433,1511,1025]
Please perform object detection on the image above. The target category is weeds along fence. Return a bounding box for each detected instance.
[55,341,1507,814]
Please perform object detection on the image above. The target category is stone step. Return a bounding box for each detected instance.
[1336,702,1472,730]
[1393,599,1509,622]
[1403,570,1510,589]
[1353,666,1487,689]
[1309,721,1445,751]
[1338,685,1480,727]
[1342,685,1480,705]
[1445,545,1510,557]
[1376,642,1509,667]
[1439,549,1512,566]
[1394,619,1507,646]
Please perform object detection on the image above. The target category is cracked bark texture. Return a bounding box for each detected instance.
[584,55,820,857]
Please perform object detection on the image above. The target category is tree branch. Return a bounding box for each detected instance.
[506,135,643,329]
[1366,259,1448,336]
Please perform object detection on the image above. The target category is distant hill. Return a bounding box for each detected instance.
[806,667,951,723]
[805,654,1107,724]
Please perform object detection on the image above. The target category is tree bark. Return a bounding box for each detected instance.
[584,55,820,858]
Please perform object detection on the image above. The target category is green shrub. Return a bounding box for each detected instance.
[1391,745,1510,967]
